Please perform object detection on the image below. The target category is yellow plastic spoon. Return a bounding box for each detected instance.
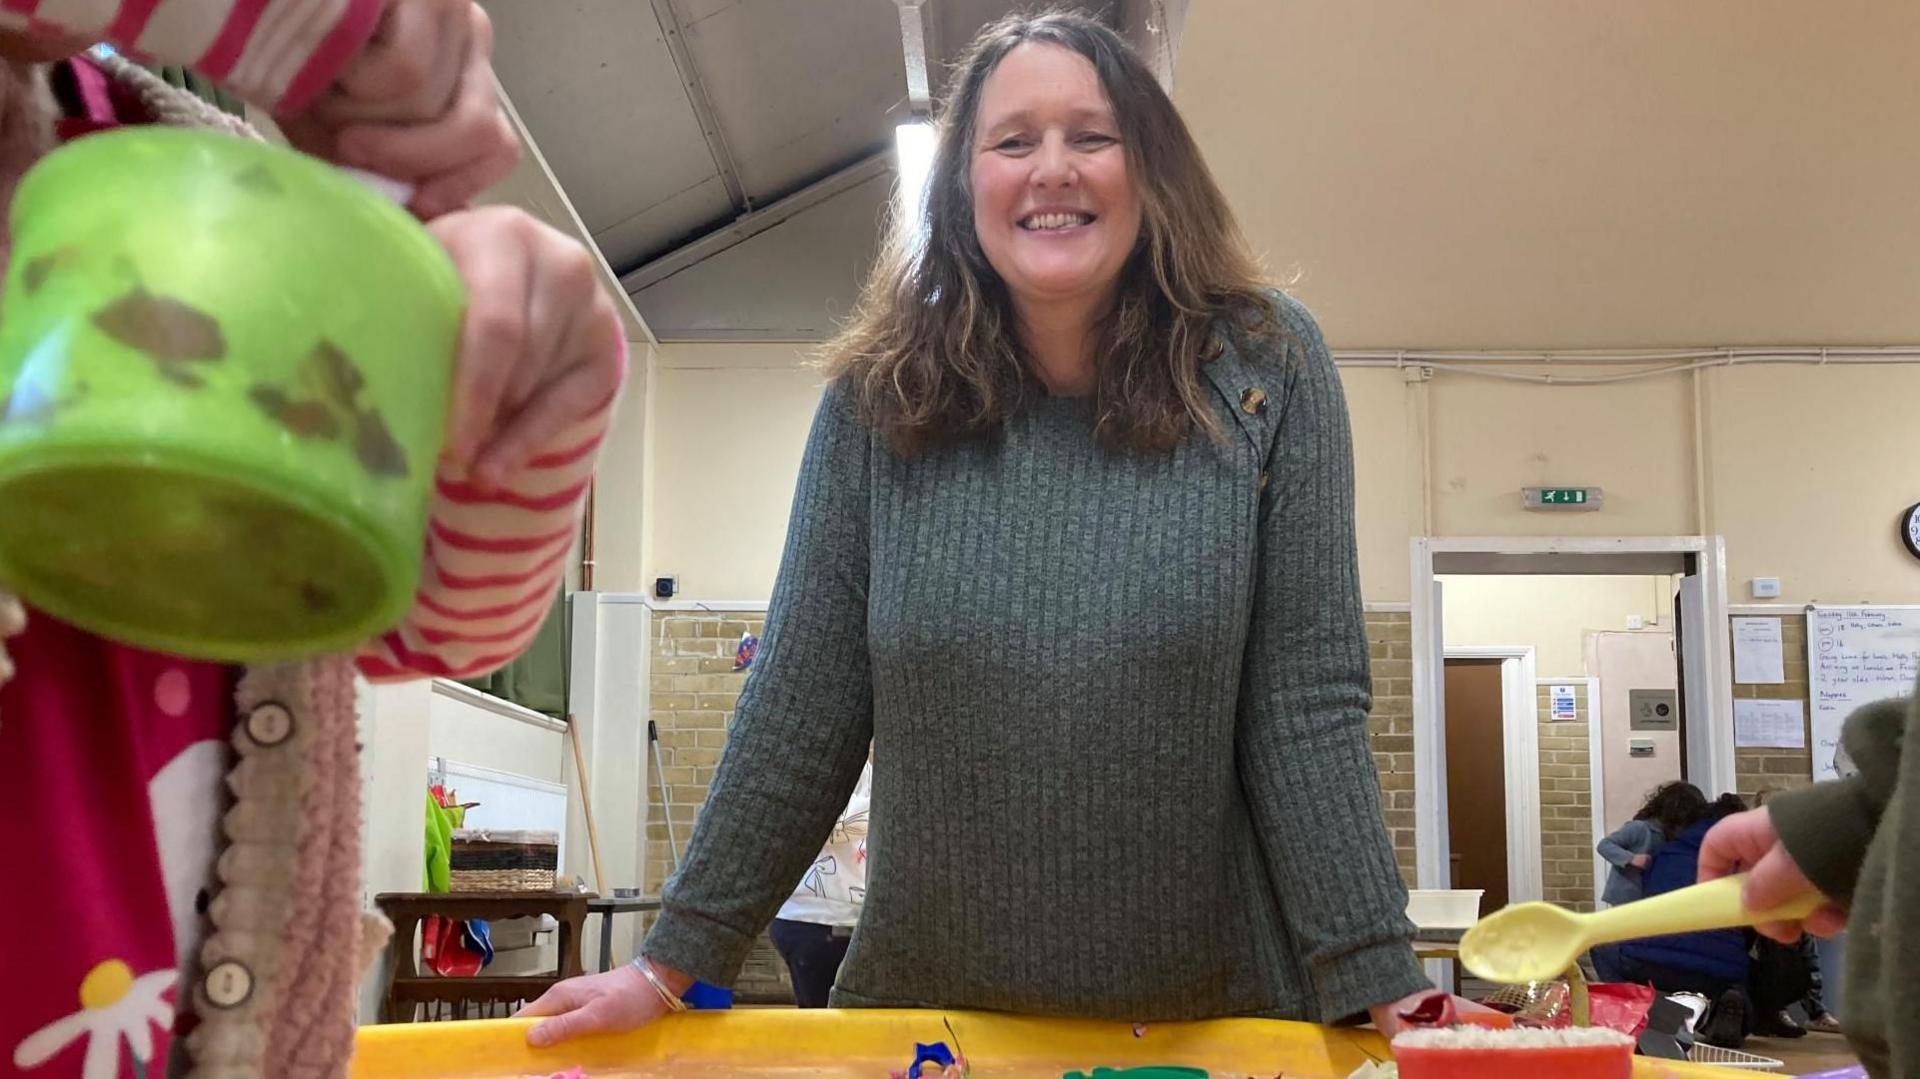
[1458,873,1824,984]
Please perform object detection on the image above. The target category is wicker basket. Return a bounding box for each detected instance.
[448,829,559,892]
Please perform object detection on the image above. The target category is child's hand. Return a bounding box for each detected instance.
[1698,807,1847,943]
[429,207,623,490]
[0,590,21,687]
[280,0,518,219]
[1630,853,1652,870]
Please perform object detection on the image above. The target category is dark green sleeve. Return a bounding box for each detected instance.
[1235,298,1426,1022]
[1770,696,1908,905]
[644,383,876,984]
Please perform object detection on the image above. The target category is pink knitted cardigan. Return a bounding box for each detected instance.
[0,56,389,1079]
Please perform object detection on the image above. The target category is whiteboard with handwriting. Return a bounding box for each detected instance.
[1807,605,1920,780]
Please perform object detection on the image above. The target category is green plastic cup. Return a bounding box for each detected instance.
[0,128,465,661]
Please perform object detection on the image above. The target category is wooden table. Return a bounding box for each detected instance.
[586,894,663,972]
[375,891,590,1023]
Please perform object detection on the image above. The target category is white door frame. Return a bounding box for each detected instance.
[1569,675,1608,909]
[1410,536,1736,892]
[1442,645,1543,904]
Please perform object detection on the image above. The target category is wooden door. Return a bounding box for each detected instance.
[1443,657,1509,913]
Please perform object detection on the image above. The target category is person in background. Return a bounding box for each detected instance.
[1746,788,1840,1039]
[1598,781,1708,907]
[1612,793,1756,1049]
[770,757,872,1007]
[1699,687,1909,1077]
[1589,781,1707,983]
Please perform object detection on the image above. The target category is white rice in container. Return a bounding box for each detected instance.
[1391,1026,1634,1051]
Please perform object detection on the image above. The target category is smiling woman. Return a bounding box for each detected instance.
[824,10,1279,455]
[522,9,1446,1049]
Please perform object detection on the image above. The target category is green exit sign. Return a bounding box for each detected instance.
[1523,486,1604,510]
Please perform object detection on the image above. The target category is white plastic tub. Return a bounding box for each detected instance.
[1407,889,1485,929]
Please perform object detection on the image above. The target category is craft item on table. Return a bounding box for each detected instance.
[1059,1059,1205,1067]
[892,1040,966,1079]
[1394,990,1512,1031]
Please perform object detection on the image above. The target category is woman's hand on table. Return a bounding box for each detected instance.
[519,959,691,1047]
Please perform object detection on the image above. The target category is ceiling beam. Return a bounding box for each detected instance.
[621,151,893,295]
[896,0,936,117]
[1117,0,1189,90]
[491,77,658,347]
[649,0,752,213]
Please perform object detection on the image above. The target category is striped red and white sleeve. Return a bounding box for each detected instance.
[355,332,629,684]
[0,0,384,115]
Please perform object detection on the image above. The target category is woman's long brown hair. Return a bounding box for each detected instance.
[822,9,1281,456]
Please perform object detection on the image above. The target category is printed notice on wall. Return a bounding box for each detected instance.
[1549,684,1578,722]
[1734,698,1806,749]
[1732,616,1786,684]
[1807,606,1920,780]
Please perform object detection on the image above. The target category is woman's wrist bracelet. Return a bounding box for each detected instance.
[631,957,688,1013]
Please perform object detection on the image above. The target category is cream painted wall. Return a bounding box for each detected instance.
[1440,575,1673,677]
[1707,365,1920,605]
[357,680,432,1024]
[589,347,653,594]
[1176,0,1920,349]
[1427,373,1698,539]
[640,355,1920,606]
[646,345,826,599]
[427,687,565,785]
[1344,367,1419,601]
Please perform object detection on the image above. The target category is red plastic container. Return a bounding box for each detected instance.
[1393,1042,1633,1079]
[1390,1044,1628,1075]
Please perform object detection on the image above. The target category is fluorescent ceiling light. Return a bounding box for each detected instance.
[895,121,936,243]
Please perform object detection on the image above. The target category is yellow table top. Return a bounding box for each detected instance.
[351,1009,1756,1078]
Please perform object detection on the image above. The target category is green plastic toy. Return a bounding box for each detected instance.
[0,127,464,661]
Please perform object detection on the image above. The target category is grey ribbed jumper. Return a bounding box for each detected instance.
[644,294,1426,1023]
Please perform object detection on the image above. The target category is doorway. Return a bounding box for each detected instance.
[1409,537,1736,895]
[1435,643,1541,905]
[1444,657,1509,913]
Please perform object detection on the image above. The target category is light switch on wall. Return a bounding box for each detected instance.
[1626,615,1645,630]
[1751,577,1781,599]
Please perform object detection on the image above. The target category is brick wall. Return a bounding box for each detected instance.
[1535,682,1594,910]
[1731,615,1814,804]
[1364,610,1418,885]
[644,608,790,1000]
